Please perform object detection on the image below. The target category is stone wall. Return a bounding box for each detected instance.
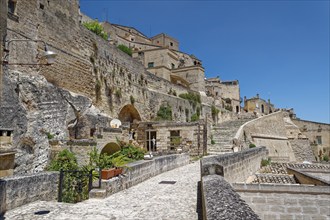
[201,147,268,183]
[0,172,59,214]
[289,139,315,162]
[234,183,330,220]
[90,153,189,198]
[234,111,299,162]
[292,119,330,161]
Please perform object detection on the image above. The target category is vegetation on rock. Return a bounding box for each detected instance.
[117,44,132,56]
[83,20,108,40]
[156,104,173,121]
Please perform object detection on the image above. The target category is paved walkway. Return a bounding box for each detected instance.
[3,161,201,220]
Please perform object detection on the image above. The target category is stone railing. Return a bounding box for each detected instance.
[0,172,59,215]
[90,153,190,198]
[200,147,268,219]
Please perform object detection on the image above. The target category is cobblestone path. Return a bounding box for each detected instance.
[3,161,201,220]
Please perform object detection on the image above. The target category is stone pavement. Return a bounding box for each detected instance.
[3,161,201,220]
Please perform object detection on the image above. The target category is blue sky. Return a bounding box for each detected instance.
[80,0,329,123]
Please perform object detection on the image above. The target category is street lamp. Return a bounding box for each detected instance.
[2,38,57,65]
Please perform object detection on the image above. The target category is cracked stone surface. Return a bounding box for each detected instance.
[3,161,201,220]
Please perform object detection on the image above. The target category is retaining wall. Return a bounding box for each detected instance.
[234,183,330,220]
[0,172,59,215]
[200,147,268,219]
[90,153,190,198]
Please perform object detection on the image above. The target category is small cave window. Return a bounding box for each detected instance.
[39,3,44,9]
[170,42,173,46]
[171,63,175,69]
[8,0,17,14]
[148,62,154,68]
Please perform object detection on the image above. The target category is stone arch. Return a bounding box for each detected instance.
[101,142,121,155]
[118,104,141,123]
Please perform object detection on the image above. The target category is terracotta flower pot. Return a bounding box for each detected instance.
[114,168,123,176]
[101,168,116,180]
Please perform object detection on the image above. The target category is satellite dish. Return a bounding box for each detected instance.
[110,119,122,128]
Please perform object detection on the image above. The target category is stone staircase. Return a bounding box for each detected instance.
[209,117,255,154]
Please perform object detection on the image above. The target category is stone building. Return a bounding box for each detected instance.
[205,77,241,113]
[97,18,206,93]
[243,94,275,115]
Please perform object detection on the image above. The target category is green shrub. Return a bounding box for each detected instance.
[47,149,78,171]
[211,105,220,120]
[46,132,54,140]
[83,20,108,40]
[191,113,199,122]
[115,89,122,98]
[249,143,256,148]
[179,92,201,107]
[210,135,216,145]
[156,104,172,121]
[117,44,132,56]
[323,155,329,162]
[261,158,271,167]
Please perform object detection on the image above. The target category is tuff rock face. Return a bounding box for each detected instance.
[1,70,108,174]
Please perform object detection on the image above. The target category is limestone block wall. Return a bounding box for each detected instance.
[234,111,297,162]
[0,172,59,214]
[234,183,330,220]
[201,147,269,184]
[90,153,189,198]
[292,119,330,160]
[290,139,315,162]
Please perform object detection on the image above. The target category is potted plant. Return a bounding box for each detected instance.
[111,154,131,176]
[101,167,116,180]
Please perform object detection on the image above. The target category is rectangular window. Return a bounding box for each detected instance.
[169,130,181,150]
[148,62,154,68]
[146,131,157,152]
[316,136,322,145]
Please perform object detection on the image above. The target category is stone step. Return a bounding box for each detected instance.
[89,189,107,199]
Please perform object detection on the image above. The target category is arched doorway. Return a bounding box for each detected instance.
[118,104,141,123]
[101,142,121,155]
[261,104,265,113]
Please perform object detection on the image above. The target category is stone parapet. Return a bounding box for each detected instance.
[200,147,268,219]
[201,147,268,183]
[0,172,59,214]
[90,153,189,198]
[201,175,260,220]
